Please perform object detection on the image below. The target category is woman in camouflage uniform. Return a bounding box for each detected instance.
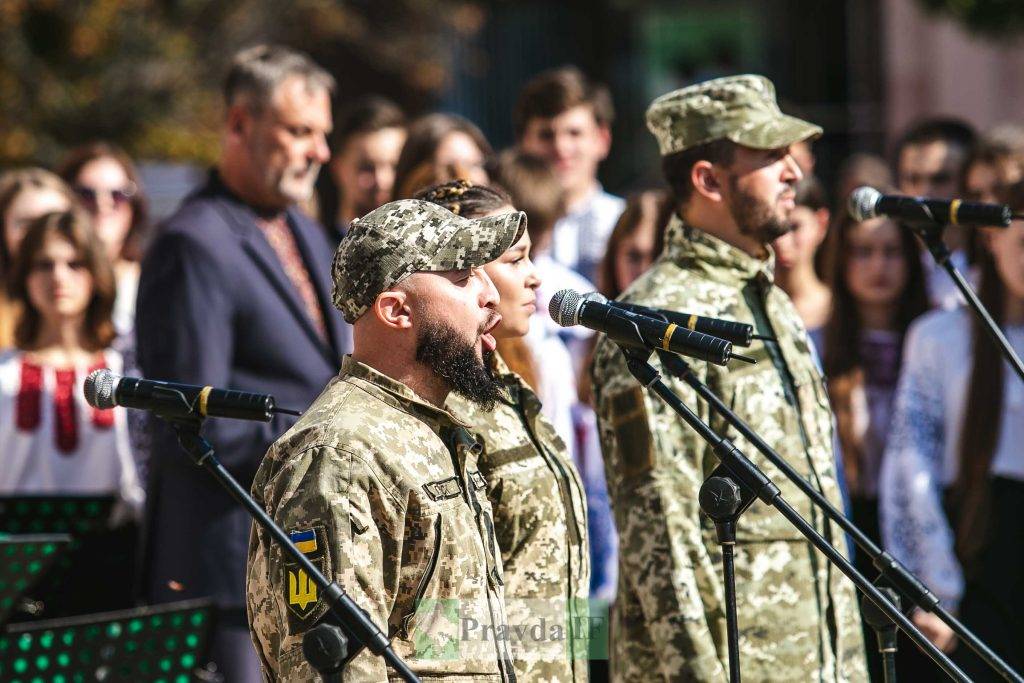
[418,180,591,682]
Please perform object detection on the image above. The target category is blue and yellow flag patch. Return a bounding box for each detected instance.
[289,529,318,554]
[282,525,329,631]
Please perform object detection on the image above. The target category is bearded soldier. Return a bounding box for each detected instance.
[246,199,525,681]
[591,75,867,681]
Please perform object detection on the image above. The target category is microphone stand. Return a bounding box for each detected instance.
[614,343,971,682]
[149,402,419,682]
[907,217,1024,385]
[653,349,1024,683]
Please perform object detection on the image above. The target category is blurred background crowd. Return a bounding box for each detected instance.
[2,1,1024,681]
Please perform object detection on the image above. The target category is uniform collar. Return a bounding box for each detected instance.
[340,355,470,428]
[488,353,543,415]
[663,213,775,287]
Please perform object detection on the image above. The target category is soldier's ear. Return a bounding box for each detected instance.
[691,160,724,203]
[373,289,413,330]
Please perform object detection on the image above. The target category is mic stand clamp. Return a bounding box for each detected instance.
[303,623,350,683]
[698,475,753,683]
[861,586,901,683]
[161,414,420,683]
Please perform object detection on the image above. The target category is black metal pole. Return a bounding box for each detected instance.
[911,221,1024,385]
[699,476,745,682]
[654,350,1023,683]
[169,419,420,683]
[618,349,970,682]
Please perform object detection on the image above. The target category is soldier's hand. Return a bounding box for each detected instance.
[912,609,957,653]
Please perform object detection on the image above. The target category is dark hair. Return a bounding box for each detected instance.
[415,179,539,392]
[513,66,614,139]
[794,175,828,212]
[392,114,493,200]
[8,210,116,351]
[318,97,406,229]
[952,179,1024,566]
[224,44,335,113]
[822,211,929,492]
[414,179,511,218]
[893,117,976,168]
[329,96,406,155]
[56,141,151,262]
[493,150,565,254]
[661,138,737,207]
[598,189,673,299]
[0,168,78,276]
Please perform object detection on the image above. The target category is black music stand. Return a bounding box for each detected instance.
[0,599,215,682]
[0,535,71,625]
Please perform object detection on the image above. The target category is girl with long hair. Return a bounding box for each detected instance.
[0,210,143,615]
[881,181,1024,676]
[417,180,589,681]
[823,210,930,537]
[0,168,77,347]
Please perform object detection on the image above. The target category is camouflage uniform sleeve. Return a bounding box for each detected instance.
[249,444,396,682]
[592,340,729,681]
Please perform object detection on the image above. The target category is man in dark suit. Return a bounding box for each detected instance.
[136,45,351,681]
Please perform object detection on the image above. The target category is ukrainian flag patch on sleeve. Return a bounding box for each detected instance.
[289,529,318,554]
[281,524,330,632]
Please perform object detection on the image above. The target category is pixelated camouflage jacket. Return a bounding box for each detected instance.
[246,356,516,682]
[591,216,866,682]
[447,354,590,682]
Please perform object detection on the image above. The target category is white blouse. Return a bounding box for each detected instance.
[0,348,144,511]
[879,307,1024,608]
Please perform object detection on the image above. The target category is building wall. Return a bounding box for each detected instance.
[884,0,1024,144]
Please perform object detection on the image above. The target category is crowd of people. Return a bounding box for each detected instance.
[0,42,1022,682]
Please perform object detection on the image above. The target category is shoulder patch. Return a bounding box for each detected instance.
[283,525,331,631]
[606,386,654,480]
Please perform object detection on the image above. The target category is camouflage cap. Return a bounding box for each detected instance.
[332,199,527,323]
[646,74,822,156]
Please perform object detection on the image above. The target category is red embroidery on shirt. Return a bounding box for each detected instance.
[88,357,114,429]
[53,367,77,453]
[16,358,42,431]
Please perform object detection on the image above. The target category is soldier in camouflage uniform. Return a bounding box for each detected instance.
[246,199,526,681]
[591,75,867,681]
[420,180,591,682]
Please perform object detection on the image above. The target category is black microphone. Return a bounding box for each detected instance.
[848,186,1012,227]
[582,292,756,347]
[84,369,283,422]
[549,289,753,366]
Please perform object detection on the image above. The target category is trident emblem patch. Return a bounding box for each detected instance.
[284,526,329,627]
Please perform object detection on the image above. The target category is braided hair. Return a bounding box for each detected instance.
[414,179,511,219]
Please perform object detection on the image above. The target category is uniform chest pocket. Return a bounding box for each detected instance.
[400,515,442,639]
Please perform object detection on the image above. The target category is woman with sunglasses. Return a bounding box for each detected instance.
[0,168,78,348]
[418,180,590,682]
[58,142,151,340]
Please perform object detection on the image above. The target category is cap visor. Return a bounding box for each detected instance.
[731,114,823,150]
[429,210,527,272]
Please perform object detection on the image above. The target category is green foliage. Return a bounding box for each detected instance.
[0,0,469,166]
[918,0,1024,37]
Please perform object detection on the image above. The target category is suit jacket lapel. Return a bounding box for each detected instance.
[212,196,332,359]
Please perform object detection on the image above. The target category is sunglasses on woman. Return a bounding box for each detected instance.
[74,182,137,209]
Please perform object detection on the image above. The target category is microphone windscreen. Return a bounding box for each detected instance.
[848,186,882,222]
[583,291,608,304]
[84,368,118,409]
[549,288,583,327]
